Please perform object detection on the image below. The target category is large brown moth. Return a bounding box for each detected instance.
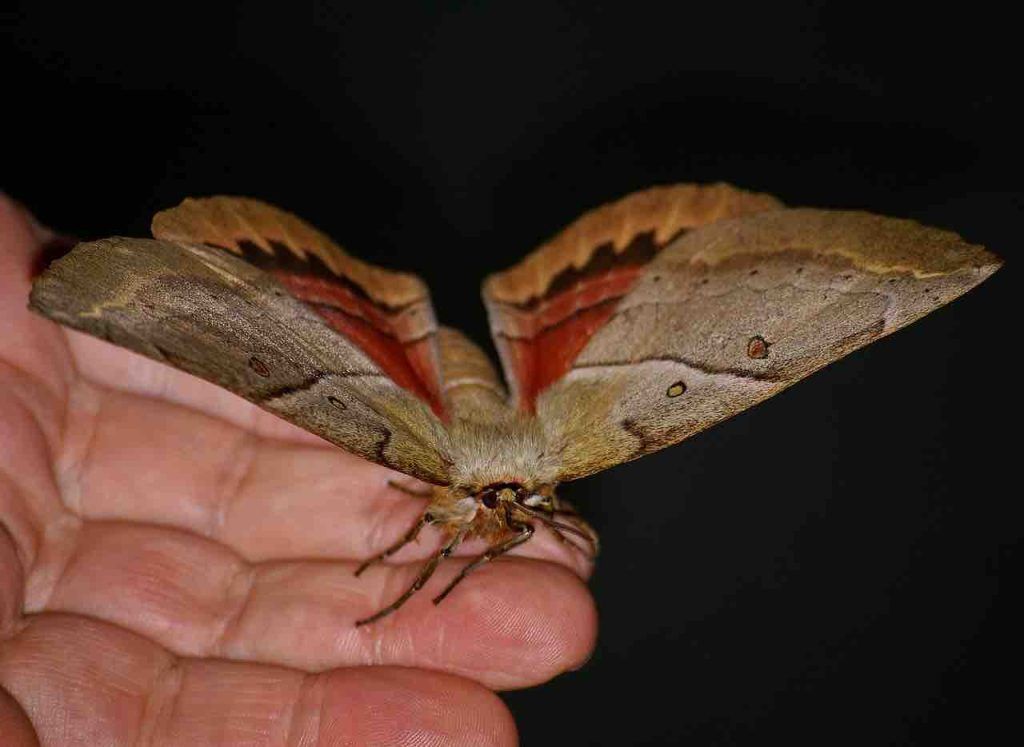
[28,184,1001,626]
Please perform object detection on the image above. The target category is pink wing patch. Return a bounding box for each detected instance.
[270,271,445,418]
[498,267,645,409]
[492,232,671,411]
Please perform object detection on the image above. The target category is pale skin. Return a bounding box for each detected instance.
[0,196,596,746]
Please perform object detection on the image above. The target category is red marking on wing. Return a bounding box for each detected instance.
[505,265,645,409]
[270,272,445,418]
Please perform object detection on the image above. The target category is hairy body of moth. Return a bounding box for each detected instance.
[29,184,1001,625]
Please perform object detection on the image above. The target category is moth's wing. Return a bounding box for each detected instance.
[482,182,785,409]
[496,204,1002,482]
[30,236,454,484]
[152,196,446,415]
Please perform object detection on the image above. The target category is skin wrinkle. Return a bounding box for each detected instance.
[0,471,42,577]
[0,316,70,408]
[212,430,260,540]
[134,655,181,746]
[308,673,328,747]
[0,389,65,571]
[55,378,103,517]
[274,671,307,747]
[25,513,83,614]
[0,359,64,457]
[211,563,258,658]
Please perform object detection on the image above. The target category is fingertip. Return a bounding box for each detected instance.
[363,558,598,690]
[453,559,597,688]
[316,667,518,747]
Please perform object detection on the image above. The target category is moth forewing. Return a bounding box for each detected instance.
[29,236,455,485]
[534,209,1001,481]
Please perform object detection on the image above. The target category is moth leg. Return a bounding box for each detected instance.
[386,479,433,498]
[549,497,601,557]
[558,516,600,558]
[547,520,594,557]
[432,517,535,606]
[354,510,434,577]
[514,503,599,559]
[355,528,467,627]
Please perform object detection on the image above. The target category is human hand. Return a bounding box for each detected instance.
[0,196,596,746]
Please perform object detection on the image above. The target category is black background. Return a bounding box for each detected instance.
[3,2,1018,744]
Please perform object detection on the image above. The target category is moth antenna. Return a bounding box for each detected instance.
[432,517,535,606]
[511,503,599,556]
[354,527,466,627]
[354,511,434,577]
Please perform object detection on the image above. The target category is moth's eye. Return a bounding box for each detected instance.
[666,381,686,398]
[480,490,498,509]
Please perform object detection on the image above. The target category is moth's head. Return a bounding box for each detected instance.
[474,482,554,512]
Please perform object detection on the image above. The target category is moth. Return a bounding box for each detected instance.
[29,184,1001,625]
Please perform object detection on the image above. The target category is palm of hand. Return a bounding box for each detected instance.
[0,198,596,746]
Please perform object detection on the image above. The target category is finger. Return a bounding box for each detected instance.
[0,614,517,746]
[0,195,74,400]
[61,385,594,577]
[35,522,596,689]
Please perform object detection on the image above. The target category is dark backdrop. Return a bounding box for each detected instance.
[3,2,1018,744]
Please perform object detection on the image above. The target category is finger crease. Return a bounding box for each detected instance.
[0,469,45,573]
[56,379,103,517]
[211,432,258,539]
[0,357,64,423]
[26,513,82,612]
[136,656,184,746]
[283,672,320,746]
[211,562,256,656]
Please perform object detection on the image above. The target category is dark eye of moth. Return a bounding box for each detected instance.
[248,356,271,377]
[747,335,770,359]
[480,490,498,509]
[666,381,687,398]
[327,395,346,410]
